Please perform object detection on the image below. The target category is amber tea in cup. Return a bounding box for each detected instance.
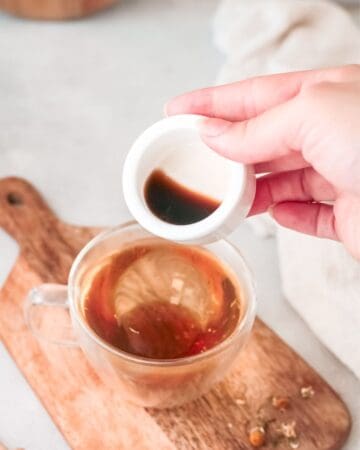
[82,239,242,360]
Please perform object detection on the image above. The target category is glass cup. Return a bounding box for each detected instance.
[25,222,256,408]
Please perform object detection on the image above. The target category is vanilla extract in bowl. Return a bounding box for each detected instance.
[144,169,221,225]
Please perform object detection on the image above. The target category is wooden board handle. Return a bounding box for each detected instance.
[0,177,99,283]
[0,177,76,282]
[0,177,57,245]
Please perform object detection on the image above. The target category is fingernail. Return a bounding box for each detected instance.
[163,102,170,117]
[199,118,231,137]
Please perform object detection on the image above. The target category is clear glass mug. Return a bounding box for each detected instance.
[25,222,256,408]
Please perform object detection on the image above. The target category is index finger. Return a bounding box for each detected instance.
[166,66,351,122]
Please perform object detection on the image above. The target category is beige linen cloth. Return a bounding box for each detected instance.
[213,0,360,379]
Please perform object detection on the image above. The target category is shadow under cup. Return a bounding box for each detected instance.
[27,222,256,408]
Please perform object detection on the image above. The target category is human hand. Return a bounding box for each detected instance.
[166,65,360,260]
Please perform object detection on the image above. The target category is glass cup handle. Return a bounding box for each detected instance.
[24,283,78,347]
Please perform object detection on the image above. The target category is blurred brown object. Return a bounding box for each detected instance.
[0,0,117,20]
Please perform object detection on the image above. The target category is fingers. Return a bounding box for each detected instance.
[198,99,301,164]
[255,153,309,174]
[250,168,336,215]
[165,66,357,121]
[271,202,338,240]
[250,167,338,240]
[166,72,304,121]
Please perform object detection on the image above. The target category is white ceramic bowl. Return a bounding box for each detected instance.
[122,114,255,243]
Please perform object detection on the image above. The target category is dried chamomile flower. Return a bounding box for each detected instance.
[235,398,246,406]
[272,396,290,411]
[248,426,266,447]
[289,437,300,449]
[280,421,297,439]
[300,385,315,399]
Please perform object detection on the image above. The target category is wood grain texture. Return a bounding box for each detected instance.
[0,177,351,450]
[0,0,116,20]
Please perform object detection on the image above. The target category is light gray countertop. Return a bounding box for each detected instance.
[0,1,358,449]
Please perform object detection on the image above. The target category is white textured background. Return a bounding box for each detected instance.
[0,1,359,449]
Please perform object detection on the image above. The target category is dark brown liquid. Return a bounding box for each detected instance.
[83,241,241,360]
[144,169,221,225]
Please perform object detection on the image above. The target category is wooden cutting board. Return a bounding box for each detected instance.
[0,177,351,450]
